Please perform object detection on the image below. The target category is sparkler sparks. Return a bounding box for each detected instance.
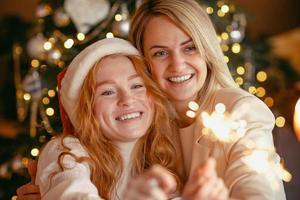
[186,101,292,183]
[188,102,247,142]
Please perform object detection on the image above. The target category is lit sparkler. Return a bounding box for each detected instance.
[186,101,292,184]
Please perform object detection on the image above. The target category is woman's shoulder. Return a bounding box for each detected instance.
[42,136,81,152]
[39,136,88,163]
[214,87,275,125]
[214,87,264,110]
[215,87,250,102]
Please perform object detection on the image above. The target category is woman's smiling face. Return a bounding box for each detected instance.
[93,55,153,143]
[143,15,208,104]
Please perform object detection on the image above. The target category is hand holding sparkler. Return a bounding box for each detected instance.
[182,158,229,200]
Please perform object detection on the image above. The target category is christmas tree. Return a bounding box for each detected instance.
[0,0,299,199]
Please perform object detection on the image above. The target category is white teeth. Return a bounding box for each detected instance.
[118,112,141,121]
[168,74,192,83]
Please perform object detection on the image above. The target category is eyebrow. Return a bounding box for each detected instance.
[149,39,193,50]
[96,74,140,87]
[128,74,140,80]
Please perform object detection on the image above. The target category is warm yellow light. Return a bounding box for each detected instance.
[206,7,214,14]
[106,32,114,38]
[200,103,247,143]
[232,43,241,53]
[77,33,85,41]
[11,195,18,200]
[15,46,23,55]
[46,107,55,116]
[256,87,266,98]
[42,97,50,105]
[31,148,39,157]
[236,66,245,75]
[186,110,196,118]
[293,98,300,141]
[215,103,226,114]
[235,77,244,85]
[64,39,74,49]
[264,97,274,107]
[48,37,56,43]
[58,61,65,68]
[43,41,52,50]
[221,5,230,13]
[248,86,256,94]
[48,89,56,97]
[221,32,229,40]
[276,116,285,128]
[22,157,29,167]
[24,93,31,101]
[188,101,199,111]
[257,71,267,82]
[115,14,123,21]
[224,56,229,63]
[31,59,40,68]
[221,44,229,52]
[217,10,225,17]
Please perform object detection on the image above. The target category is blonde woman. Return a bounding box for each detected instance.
[128,0,286,199]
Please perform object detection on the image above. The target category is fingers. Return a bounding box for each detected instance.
[123,165,176,200]
[16,183,41,200]
[182,158,229,200]
[124,178,167,200]
[183,158,216,196]
[209,178,229,200]
[27,160,37,184]
[143,165,177,194]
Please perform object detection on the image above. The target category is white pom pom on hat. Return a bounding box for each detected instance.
[60,37,140,130]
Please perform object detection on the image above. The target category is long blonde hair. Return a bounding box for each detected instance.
[130,0,237,112]
[58,54,183,199]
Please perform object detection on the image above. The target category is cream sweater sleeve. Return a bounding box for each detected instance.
[35,136,103,200]
[223,95,286,200]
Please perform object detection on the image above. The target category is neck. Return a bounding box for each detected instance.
[115,140,137,168]
[114,140,137,199]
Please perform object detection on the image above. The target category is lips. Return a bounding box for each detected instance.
[167,74,194,83]
[115,111,143,121]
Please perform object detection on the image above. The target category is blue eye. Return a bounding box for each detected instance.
[101,90,115,96]
[153,50,168,57]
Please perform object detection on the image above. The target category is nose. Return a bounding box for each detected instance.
[117,90,134,107]
[170,51,186,72]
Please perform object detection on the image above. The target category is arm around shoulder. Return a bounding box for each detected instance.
[35,136,102,200]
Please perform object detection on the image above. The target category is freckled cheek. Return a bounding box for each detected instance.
[137,94,153,109]
[94,101,112,120]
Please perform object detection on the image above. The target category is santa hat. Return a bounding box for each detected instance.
[57,38,140,134]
